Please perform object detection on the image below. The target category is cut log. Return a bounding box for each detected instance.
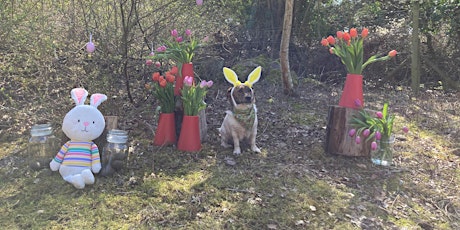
[325,105,372,156]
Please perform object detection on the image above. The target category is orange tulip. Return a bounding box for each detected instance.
[361,28,369,38]
[326,36,335,45]
[388,50,397,57]
[321,38,329,46]
[350,28,358,38]
[152,72,160,82]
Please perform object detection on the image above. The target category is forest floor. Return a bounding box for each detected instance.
[0,73,459,229]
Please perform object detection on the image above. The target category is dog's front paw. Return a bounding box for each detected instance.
[251,146,261,153]
[233,147,241,155]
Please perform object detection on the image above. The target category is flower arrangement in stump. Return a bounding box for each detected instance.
[177,76,213,152]
[348,101,409,166]
[150,66,179,146]
[321,28,397,109]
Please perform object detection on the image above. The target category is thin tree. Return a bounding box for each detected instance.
[279,0,295,95]
[411,0,421,94]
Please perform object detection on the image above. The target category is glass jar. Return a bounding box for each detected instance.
[27,124,61,170]
[371,135,395,166]
[100,129,128,176]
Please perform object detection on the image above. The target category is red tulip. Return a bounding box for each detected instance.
[326,36,335,45]
[336,31,343,39]
[170,66,179,75]
[152,72,160,82]
[165,73,175,83]
[361,28,369,38]
[343,32,351,42]
[350,28,358,38]
[388,50,397,57]
[321,38,329,47]
[159,78,167,88]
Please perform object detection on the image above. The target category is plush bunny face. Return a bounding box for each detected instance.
[63,105,106,141]
[62,88,107,141]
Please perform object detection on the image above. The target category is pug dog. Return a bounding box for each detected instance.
[219,66,262,155]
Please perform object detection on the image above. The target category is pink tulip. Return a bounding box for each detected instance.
[146,59,153,66]
[196,0,203,5]
[371,141,378,150]
[355,136,361,144]
[183,76,193,86]
[176,36,183,43]
[202,36,209,43]
[185,29,192,36]
[200,80,207,88]
[149,51,154,56]
[375,131,381,140]
[348,129,356,137]
[206,80,213,88]
[154,61,161,68]
[171,29,178,37]
[354,99,362,108]
[156,45,166,52]
[363,129,370,137]
[376,111,383,119]
[402,126,409,133]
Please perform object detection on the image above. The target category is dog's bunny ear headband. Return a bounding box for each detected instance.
[223,66,262,88]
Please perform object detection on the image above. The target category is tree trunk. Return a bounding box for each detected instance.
[280,0,295,96]
[411,0,421,94]
[325,106,373,156]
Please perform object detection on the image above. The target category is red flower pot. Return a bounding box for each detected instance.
[153,113,176,146]
[338,74,363,109]
[175,62,194,96]
[177,115,201,152]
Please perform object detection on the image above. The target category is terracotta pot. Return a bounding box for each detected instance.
[177,115,201,152]
[338,74,363,109]
[153,113,176,146]
[175,62,194,96]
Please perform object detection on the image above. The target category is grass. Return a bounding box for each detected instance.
[1,82,459,229]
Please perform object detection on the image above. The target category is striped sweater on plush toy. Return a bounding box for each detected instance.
[53,141,100,167]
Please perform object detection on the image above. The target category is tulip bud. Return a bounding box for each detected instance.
[376,111,383,119]
[146,59,153,66]
[355,136,361,144]
[371,141,378,150]
[402,126,409,133]
[375,131,382,140]
[348,129,356,137]
[154,61,161,68]
[86,33,95,53]
[361,28,369,38]
[354,99,362,108]
[196,0,203,5]
[388,50,397,57]
[363,129,370,137]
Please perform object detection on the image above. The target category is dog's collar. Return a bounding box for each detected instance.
[233,105,255,129]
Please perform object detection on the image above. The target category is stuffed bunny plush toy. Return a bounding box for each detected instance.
[50,88,107,189]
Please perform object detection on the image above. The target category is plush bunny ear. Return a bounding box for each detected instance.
[223,67,242,86]
[90,93,107,108]
[71,88,88,106]
[243,66,262,88]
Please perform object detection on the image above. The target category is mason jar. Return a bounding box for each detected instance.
[100,129,128,176]
[27,124,61,170]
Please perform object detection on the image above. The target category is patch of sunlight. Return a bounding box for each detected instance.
[148,170,210,198]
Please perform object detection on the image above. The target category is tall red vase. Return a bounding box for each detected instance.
[175,62,194,95]
[338,74,364,109]
[177,115,201,152]
[153,113,176,146]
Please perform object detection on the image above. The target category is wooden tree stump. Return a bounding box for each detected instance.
[325,105,372,156]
